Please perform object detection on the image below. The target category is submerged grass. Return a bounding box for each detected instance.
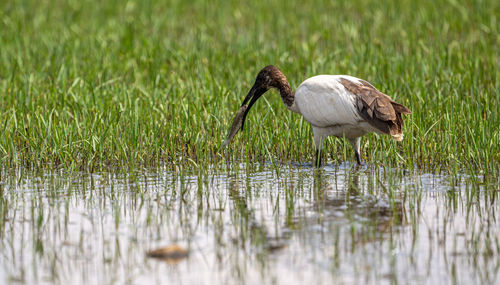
[0,0,498,172]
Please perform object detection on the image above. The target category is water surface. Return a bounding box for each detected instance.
[0,163,498,284]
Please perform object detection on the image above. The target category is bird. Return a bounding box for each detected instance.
[223,65,412,166]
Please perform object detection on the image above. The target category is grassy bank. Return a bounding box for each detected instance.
[0,0,498,172]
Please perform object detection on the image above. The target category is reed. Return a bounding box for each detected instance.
[0,0,498,173]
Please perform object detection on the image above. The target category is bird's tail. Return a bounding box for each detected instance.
[389,102,411,142]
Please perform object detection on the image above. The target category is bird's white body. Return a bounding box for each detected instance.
[288,75,382,151]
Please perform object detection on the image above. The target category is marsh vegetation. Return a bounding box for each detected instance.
[0,0,498,173]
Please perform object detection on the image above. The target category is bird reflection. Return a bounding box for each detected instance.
[312,168,404,237]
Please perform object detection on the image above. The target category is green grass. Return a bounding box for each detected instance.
[0,0,498,172]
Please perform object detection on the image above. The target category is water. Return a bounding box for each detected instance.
[0,163,498,284]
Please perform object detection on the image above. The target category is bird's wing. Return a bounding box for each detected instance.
[338,77,411,136]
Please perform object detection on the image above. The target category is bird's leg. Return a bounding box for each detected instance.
[355,151,362,165]
[313,128,324,168]
[348,137,362,165]
[315,149,322,168]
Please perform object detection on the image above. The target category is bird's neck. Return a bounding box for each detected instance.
[264,65,299,113]
[277,82,295,108]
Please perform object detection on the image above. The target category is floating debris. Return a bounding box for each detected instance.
[146,244,189,263]
[222,105,247,147]
[267,242,287,252]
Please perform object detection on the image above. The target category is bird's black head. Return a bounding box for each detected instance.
[254,65,286,90]
[240,65,288,128]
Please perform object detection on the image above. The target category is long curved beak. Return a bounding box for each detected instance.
[222,83,268,148]
[241,84,267,129]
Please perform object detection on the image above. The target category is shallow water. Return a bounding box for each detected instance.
[0,163,498,284]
